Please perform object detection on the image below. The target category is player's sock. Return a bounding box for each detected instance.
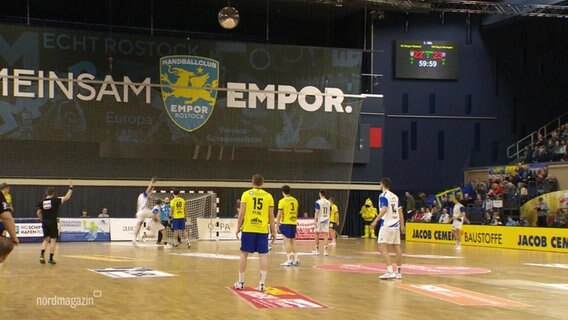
[49,254,54,260]
[293,253,298,262]
[259,271,267,284]
[238,272,245,283]
[286,253,293,262]
[387,265,393,274]
[397,266,402,274]
[40,249,45,257]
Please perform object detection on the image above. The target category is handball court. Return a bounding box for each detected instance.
[1,239,566,320]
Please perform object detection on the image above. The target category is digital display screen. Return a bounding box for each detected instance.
[395,40,459,80]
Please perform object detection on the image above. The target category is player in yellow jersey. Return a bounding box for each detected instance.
[170,189,190,248]
[276,185,299,267]
[0,183,12,237]
[329,197,339,246]
[234,174,276,292]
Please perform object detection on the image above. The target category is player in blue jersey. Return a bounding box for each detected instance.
[370,177,405,280]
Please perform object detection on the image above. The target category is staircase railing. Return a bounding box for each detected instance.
[506,111,568,160]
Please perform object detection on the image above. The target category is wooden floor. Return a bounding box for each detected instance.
[1,238,567,320]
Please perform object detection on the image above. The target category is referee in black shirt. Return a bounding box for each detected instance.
[36,180,73,265]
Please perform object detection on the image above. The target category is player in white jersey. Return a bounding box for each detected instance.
[313,190,331,256]
[370,177,405,280]
[451,196,466,249]
[143,200,166,242]
[132,177,157,243]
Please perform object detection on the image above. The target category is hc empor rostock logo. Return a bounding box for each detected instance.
[160,55,219,132]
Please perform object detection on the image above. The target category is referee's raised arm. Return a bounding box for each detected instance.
[61,179,73,203]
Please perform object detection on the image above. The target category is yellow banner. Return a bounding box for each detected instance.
[406,223,568,253]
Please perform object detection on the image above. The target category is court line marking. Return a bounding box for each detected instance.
[398,284,532,307]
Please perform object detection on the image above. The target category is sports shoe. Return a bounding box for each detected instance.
[329,241,336,246]
[256,283,265,292]
[379,272,396,280]
[233,281,244,290]
[311,250,319,255]
[455,245,462,250]
[293,260,300,267]
[39,256,46,264]
[187,241,191,249]
[280,261,293,267]
[323,249,329,256]
[48,259,57,265]
[164,244,173,249]
[396,273,402,280]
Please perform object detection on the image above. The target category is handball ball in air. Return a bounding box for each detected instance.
[218,6,240,29]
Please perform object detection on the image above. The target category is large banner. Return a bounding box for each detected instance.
[0,24,364,181]
[406,222,568,253]
[59,218,111,242]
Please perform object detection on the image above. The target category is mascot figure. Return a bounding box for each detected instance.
[359,198,377,238]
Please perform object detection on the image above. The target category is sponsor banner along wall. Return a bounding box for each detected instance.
[59,218,111,242]
[406,222,568,253]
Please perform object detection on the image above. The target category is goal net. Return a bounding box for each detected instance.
[143,191,218,240]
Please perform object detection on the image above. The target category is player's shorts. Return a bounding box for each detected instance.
[136,209,152,223]
[148,219,165,232]
[240,232,269,254]
[316,221,330,233]
[330,222,339,231]
[377,227,401,245]
[42,220,58,238]
[161,220,170,228]
[279,224,297,239]
[452,219,463,230]
[0,222,4,236]
[171,218,185,230]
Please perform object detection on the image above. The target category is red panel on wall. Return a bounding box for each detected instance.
[370,127,382,148]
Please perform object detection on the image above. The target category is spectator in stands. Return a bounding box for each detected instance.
[475,181,487,197]
[412,209,424,222]
[537,145,552,163]
[488,183,503,199]
[505,215,518,226]
[404,192,415,216]
[518,182,529,205]
[535,132,546,148]
[98,208,109,218]
[535,197,549,227]
[490,211,502,225]
[483,211,492,225]
[552,207,567,228]
[439,208,451,224]
[474,194,483,208]
[431,206,441,223]
[81,209,88,218]
[423,208,432,223]
[462,193,473,207]
[519,215,529,226]
[553,140,565,161]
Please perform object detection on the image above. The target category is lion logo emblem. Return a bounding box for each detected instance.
[160,55,219,132]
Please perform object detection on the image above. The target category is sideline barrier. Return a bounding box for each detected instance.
[195,218,329,240]
[406,223,568,253]
[59,218,111,242]
[7,218,44,243]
